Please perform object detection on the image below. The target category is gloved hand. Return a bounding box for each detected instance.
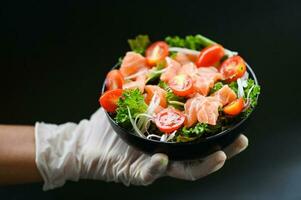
[35,108,248,191]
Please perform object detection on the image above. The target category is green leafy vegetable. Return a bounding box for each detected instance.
[176,122,223,142]
[228,81,238,95]
[210,82,224,94]
[182,123,208,137]
[242,79,261,117]
[146,62,165,83]
[165,34,216,50]
[128,35,150,54]
[115,89,148,127]
[158,81,185,109]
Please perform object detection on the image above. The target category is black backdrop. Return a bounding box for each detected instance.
[1,0,301,199]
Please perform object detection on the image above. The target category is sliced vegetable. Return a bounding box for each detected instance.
[223,97,245,116]
[155,108,185,134]
[220,55,246,82]
[146,41,169,66]
[158,81,186,109]
[196,44,225,67]
[105,69,124,90]
[99,89,123,113]
[168,74,194,97]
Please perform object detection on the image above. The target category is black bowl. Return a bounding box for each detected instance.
[102,63,259,160]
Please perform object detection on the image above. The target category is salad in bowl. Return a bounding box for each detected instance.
[99,34,260,144]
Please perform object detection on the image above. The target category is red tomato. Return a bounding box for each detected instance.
[196,44,225,67]
[146,41,169,66]
[223,98,245,116]
[155,108,185,134]
[168,74,195,97]
[220,55,246,82]
[105,70,124,90]
[99,89,123,113]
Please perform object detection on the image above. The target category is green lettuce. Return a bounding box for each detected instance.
[128,35,150,54]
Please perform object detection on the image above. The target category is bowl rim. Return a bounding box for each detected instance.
[101,60,259,146]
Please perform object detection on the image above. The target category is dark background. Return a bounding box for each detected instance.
[0,0,301,199]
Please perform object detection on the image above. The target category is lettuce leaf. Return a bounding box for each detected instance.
[115,89,148,127]
[165,34,216,50]
[128,35,150,54]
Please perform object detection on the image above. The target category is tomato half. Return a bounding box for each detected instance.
[168,74,194,97]
[155,108,185,134]
[105,69,124,90]
[99,89,123,113]
[146,41,169,66]
[223,98,244,116]
[220,55,246,82]
[196,44,225,67]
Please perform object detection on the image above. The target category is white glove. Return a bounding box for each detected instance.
[35,108,248,191]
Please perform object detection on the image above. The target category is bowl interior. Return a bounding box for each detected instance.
[101,62,259,145]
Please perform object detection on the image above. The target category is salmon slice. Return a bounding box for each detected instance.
[178,62,198,75]
[196,97,221,126]
[174,52,197,65]
[193,67,222,96]
[160,57,181,82]
[184,94,221,127]
[122,75,146,92]
[184,94,204,127]
[211,85,237,106]
[144,85,167,108]
[120,52,149,77]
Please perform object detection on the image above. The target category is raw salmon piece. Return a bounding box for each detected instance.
[212,85,237,106]
[193,67,222,96]
[184,94,221,127]
[160,57,181,82]
[122,75,146,92]
[184,94,206,127]
[174,52,197,65]
[144,85,167,108]
[178,62,198,75]
[120,52,148,77]
[196,97,221,126]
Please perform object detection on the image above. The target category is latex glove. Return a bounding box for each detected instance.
[35,108,248,191]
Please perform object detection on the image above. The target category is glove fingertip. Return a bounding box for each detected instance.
[140,153,169,185]
[151,153,169,168]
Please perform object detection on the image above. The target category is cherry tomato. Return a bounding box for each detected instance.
[196,44,225,67]
[146,41,169,66]
[223,98,244,116]
[155,108,185,134]
[105,70,124,90]
[168,74,195,97]
[220,55,246,82]
[99,89,123,113]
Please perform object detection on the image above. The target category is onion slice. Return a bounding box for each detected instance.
[169,47,199,56]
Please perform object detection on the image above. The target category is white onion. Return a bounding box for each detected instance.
[147,134,162,140]
[169,46,238,58]
[244,85,255,107]
[169,47,199,56]
[224,49,238,57]
[167,130,177,142]
[127,107,145,138]
[160,134,168,142]
[237,78,244,98]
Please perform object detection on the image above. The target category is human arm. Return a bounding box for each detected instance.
[0,125,42,185]
[0,109,248,189]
